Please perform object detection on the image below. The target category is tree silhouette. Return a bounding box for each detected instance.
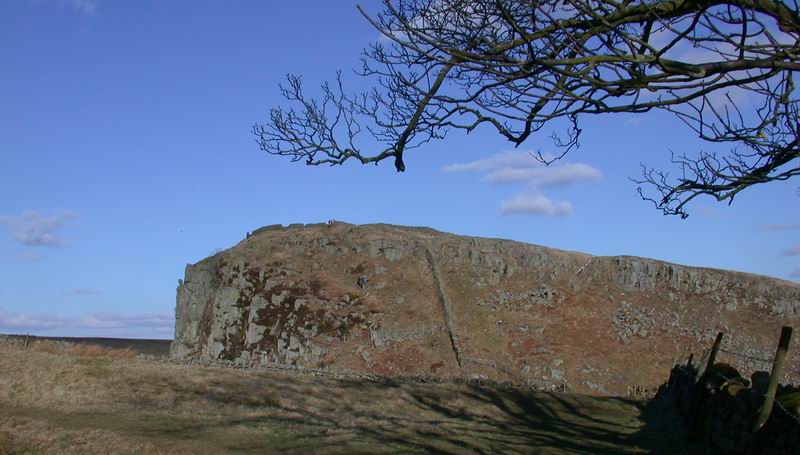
[254,0,799,217]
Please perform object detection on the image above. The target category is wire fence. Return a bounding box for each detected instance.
[718,348,774,366]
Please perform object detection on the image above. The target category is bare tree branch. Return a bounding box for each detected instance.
[255,0,800,217]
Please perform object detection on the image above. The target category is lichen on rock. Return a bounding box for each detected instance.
[171,222,800,394]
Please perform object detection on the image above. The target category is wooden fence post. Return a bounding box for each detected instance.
[752,326,793,432]
[685,333,724,429]
[695,332,724,383]
[694,349,710,383]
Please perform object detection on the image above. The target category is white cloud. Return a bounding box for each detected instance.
[0,309,173,332]
[32,0,97,15]
[444,151,601,216]
[0,310,70,330]
[70,0,96,14]
[781,245,800,256]
[0,210,76,247]
[445,151,602,188]
[482,163,602,188]
[443,152,539,173]
[499,193,573,216]
[77,313,173,329]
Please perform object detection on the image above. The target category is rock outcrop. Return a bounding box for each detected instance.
[171,223,800,394]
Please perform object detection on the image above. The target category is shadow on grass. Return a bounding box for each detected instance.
[626,394,702,455]
[142,374,696,454]
[4,359,699,454]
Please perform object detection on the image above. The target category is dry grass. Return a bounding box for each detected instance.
[0,341,693,454]
[0,416,183,455]
[18,339,137,359]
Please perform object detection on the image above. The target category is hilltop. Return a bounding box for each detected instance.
[171,223,800,394]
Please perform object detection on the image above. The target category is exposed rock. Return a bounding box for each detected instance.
[584,381,607,394]
[370,326,439,349]
[610,300,658,340]
[528,326,545,336]
[171,222,800,394]
[476,286,561,311]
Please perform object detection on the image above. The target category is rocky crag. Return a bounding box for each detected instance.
[171,223,800,395]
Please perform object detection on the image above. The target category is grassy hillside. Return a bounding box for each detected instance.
[0,340,695,454]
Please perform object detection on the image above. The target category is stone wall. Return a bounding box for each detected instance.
[659,360,799,454]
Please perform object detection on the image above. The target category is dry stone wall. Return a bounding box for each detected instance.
[659,360,799,454]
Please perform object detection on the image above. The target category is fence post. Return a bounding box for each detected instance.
[752,326,793,433]
[694,349,710,383]
[695,332,724,383]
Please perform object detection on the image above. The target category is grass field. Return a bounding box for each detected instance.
[0,339,696,454]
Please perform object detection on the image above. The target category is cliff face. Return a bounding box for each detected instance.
[171,223,800,394]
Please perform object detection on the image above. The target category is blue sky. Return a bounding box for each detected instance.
[1,0,798,339]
